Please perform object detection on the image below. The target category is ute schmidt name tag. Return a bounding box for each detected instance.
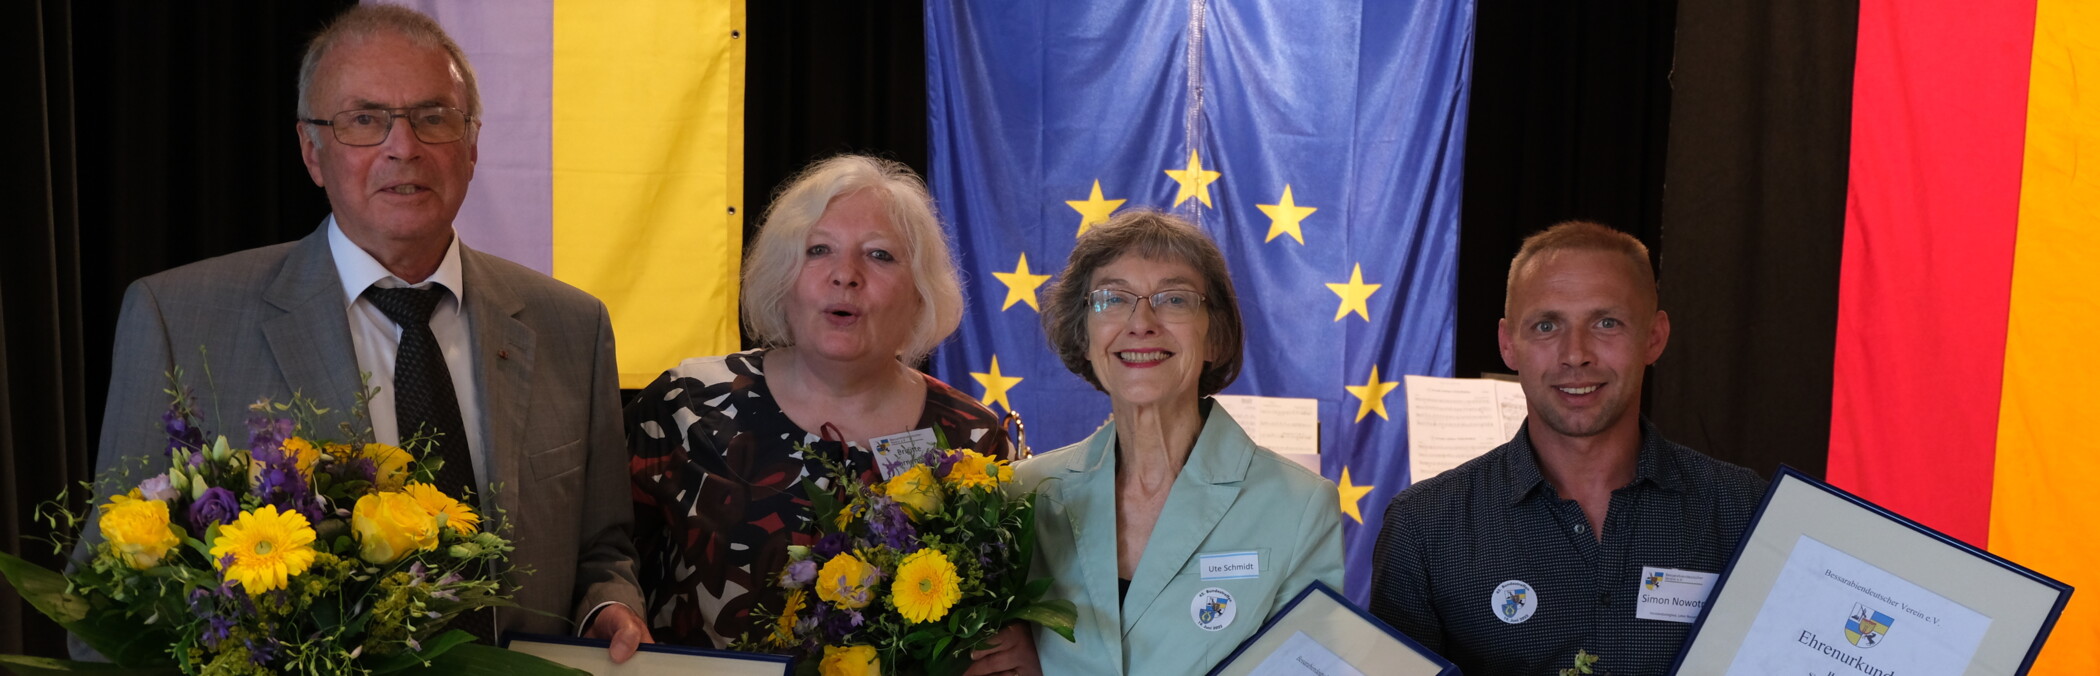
[1202,551,1261,581]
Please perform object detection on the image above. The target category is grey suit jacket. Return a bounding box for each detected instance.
[91,224,645,636]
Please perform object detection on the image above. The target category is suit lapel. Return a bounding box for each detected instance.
[1119,405,1254,637]
[460,247,536,515]
[261,228,361,409]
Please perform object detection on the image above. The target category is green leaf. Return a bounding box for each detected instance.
[366,629,478,674]
[1010,599,1078,643]
[0,655,182,676]
[63,610,180,668]
[0,551,90,624]
[413,643,590,676]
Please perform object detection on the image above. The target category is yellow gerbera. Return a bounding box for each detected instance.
[814,552,878,609]
[97,495,180,570]
[771,589,806,648]
[940,449,1013,491]
[359,443,414,491]
[402,482,480,535]
[819,644,880,676]
[890,548,961,623]
[210,505,319,594]
[280,437,320,477]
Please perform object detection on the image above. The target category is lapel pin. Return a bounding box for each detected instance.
[497,349,510,360]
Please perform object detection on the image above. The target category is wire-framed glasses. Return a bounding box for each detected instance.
[301,106,474,147]
[1087,288,1207,321]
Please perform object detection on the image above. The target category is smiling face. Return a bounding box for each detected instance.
[298,30,477,258]
[1085,254,1212,411]
[786,190,921,364]
[1498,248,1670,443]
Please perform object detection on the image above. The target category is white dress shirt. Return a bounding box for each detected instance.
[327,216,487,488]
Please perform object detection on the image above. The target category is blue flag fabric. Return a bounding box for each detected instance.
[925,0,1472,603]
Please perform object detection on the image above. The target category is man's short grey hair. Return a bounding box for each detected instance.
[297,4,482,142]
[742,154,965,365]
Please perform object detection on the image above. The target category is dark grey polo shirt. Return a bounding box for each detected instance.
[1369,419,1765,675]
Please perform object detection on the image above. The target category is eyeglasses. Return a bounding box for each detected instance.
[1087,288,1207,322]
[301,106,474,147]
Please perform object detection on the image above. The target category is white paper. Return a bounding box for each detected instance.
[1402,375,1526,481]
[1247,631,1367,676]
[868,428,940,480]
[1211,395,1322,458]
[1634,566,1717,623]
[1723,535,1992,675]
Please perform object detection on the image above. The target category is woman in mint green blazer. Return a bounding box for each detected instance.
[993,209,1345,675]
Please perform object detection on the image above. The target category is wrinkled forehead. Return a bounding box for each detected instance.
[310,32,467,110]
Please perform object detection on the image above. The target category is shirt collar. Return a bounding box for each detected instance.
[1499,417,1683,506]
[327,214,465,301]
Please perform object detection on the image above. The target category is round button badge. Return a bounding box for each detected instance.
[1491,579,1537,624]
[1191,587,1237,631]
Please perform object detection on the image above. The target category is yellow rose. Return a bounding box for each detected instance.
[814,552,878,609]
[351,491,439,564]
[883,465,944,520]
[402,482,480,535]
[818,644,880,676]
[280,437,320,477]
[940,449,1013,491]
[98,496,180,570]
[359,443,414,491]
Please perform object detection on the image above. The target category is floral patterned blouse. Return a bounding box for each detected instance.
[626,349,1011,649]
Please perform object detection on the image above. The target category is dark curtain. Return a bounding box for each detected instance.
[2,1,351,658]
[1648,1,1857,479]
[1454,1,1678,384]
[2,1,84,658]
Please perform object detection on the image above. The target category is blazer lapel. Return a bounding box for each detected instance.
[460,247,536,516]
[1060,424,1124,661]
[260,227,361,409]
[1119,405,1254,637]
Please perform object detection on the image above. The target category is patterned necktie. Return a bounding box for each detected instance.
[363,285,477,505]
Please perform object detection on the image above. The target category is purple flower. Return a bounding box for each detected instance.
[245,636,281,666]
[864,496,918,550]
[340,457,377,485]
[250,448,323,523]
[138,474,180,502]
[202,617,235,649]
[932,451,962,479]
[162,408,208,456]
[245,408,294,457]
[813,532,850,559]
[190,487,242,529]
[780,559,817,589]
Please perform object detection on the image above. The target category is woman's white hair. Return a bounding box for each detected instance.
[742,155,964,364]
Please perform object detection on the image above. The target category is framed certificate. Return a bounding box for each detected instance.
[1207,581,1456,676]
[1672,468,2073,675]
[503,633,794,675]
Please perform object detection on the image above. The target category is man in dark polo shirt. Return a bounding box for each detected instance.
[1368,221,1765,675]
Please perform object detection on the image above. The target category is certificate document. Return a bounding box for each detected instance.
[1723,535,1991,675]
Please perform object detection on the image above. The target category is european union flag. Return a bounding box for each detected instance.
[925,0,1473,602]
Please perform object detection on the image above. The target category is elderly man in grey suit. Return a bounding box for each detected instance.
[88,4,652,662]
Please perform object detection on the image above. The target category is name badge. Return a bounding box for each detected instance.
[1199,551,1261,581]
[869,428,941,480]
[1634,566,1717,623]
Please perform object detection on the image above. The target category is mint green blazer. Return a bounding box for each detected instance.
[1013,406,1345,675]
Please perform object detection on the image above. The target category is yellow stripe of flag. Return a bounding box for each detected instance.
[552,0,746,387]
[1991,0,2100,671]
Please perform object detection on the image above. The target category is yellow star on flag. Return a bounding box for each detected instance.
[1337,466,1375,524]
[1345,365,1400,422]
[1256,184,1318,244]
[1164,150,1223,208]
[1326,263,1382,322]
[971,355,1024,413]
[991,254,1053,311]
[1065,180,1127,236]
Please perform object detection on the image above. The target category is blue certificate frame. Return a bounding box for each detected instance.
[1671,467,2073,675]
[1206,580,1457,676]
[502,632,794,675]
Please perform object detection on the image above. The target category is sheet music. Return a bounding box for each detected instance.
[1403,375,1526,482]
[1212,395,1322,472]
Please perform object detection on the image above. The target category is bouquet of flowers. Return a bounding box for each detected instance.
[742,442,1076,676]
[0,371,578,675]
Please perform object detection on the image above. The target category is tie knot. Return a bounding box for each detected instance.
[364,285,448,327]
